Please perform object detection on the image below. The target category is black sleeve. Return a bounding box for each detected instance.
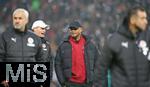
[55,46,66,85]
[35,38,48,62]
[0,33,6,62]
[94,39,113,87]
[146,29,150,48]
[47,45,53,81]
[0,63,6,84]
[38,42,53,81]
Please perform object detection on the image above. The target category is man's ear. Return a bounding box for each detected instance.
[130,15,136,25]
[25,18,29,25]
[69,29,71,32]
[79,27,83,32]
[32,29,34,32]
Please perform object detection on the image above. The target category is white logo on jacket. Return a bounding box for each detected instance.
[138,40,148,56]
[27,37,35,47]
[121,41,128,48]
[42,44,47,51]
[11,37,16,42]
[138,40,150,61]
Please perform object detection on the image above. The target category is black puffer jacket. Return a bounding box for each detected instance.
[95,26,150,87]
[55,35,100,86]
[0,28,47,62]
[40,37,53,81]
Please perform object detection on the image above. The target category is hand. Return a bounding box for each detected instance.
[62,83,67,87]
[1,80,9,87]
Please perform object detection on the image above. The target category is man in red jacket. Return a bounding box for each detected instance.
[55,21,101,87]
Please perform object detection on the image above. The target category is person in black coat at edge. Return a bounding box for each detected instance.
[94,6,150,87]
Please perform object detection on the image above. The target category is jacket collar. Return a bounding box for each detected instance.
[12,26,28,34]
[117,25,141,40]
[63,34,91,44]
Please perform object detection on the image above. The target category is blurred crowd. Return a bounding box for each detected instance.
[0,0,150,44]
[0,0,150,87]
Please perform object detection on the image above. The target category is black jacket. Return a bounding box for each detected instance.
[0,28,47,62]
[55,35,100,86]
[95,26,150,87]
[41,37,53,81]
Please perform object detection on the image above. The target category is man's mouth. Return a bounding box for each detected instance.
[41,33,45,36]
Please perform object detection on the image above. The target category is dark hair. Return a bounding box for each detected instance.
[123,6,146,26]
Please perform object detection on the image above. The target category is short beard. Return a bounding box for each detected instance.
[72,33,81,41]
[14,25,25,32]
[135,26,143,32]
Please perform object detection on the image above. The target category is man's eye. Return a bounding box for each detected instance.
[19,17,22,20]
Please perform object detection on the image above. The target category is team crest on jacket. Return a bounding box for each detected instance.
[27,37,35,47]
[42,44,47,51]
[138,40,150,60]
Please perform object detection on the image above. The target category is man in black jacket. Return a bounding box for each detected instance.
[31,20,53,83]
[55,21,100,87]
[94,6,149,87]
[0,8,48,87]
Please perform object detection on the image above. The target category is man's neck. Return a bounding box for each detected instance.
[129,25,138,36]
[20,26,26,32]
[73,34,82,42]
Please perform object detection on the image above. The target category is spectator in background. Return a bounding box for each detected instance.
[55,21,100,87]
[94,6,149,87]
